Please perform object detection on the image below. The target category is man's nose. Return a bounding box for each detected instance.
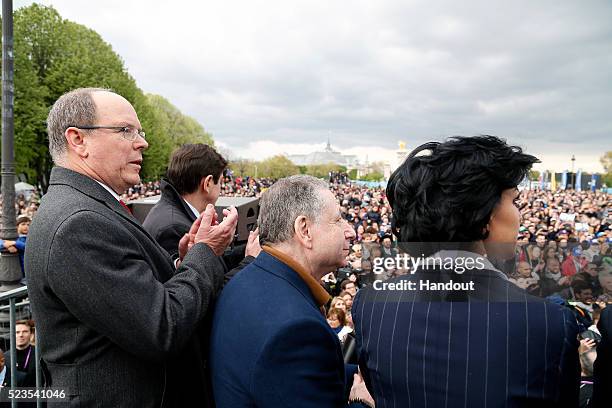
[134,135,149,150]
[345,225,356,239]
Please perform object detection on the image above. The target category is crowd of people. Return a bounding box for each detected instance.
[3,177,610,405]
[5,174,612,312]
[118,174,276,202]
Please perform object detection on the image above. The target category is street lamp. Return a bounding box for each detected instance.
[570,155,576,189]
[0,0,22,291]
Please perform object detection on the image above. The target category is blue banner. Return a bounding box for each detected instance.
[592,174,601,191]
[575,170,582,190]
[561,171,567,190]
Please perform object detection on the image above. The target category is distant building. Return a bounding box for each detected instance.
[287,139,359,167]
[394,140,409,170]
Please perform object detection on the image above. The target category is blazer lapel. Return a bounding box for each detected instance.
[48,167,172,259]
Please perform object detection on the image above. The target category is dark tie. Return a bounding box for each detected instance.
[119,199,132,215]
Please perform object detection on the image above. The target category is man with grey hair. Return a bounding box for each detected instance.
[210,175,374,407]
[26,88,238,407]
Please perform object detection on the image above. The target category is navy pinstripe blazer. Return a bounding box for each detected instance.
[352,266,580,408]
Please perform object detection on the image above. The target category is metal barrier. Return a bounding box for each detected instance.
[0,285,41,408]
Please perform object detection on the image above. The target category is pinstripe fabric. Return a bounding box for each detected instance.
[352,268,581,408]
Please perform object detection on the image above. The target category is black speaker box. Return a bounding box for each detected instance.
[128,196,259,243]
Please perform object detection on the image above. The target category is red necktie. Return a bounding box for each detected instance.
[119,199,133,215]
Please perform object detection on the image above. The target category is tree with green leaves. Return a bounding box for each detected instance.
[302,163,346,178]
[362,172,384,182]
[229,159,258,178]
[529,170,541,181]
[601,151,612,187]
[2,4,215,190]
[258,155,299,179]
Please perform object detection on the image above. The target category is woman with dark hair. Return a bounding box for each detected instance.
[388,135,538,259]
[352,136,580,408]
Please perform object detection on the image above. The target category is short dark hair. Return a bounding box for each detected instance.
[387,136,539,252]
[341,280,356,291]
[166,144,228,195]
[571,280,592,294]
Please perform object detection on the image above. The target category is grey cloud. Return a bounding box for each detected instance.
[43,0,612,162]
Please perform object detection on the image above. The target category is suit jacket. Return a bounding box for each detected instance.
[592,306,612,407]
[210,251,350,407]
[25,167,226,407]
[142,179,253,281]
[352,264,580,408]
[142,179,253,407]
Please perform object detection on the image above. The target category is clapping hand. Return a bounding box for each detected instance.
[178,204,239,261]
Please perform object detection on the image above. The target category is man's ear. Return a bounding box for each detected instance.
[65,127,89,158]
[200,175,214,194]
[293,215,313,249]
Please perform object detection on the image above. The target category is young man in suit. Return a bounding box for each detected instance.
[143,143,260,280]
[26,88,238,407]
[210,175,374,407]
[143,143,260,407]
[352,136,580,407]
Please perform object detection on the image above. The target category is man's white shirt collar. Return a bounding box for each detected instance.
[94,180,122,202]
[183,198,200,218]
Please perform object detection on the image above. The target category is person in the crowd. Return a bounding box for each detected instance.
[0,215,30,283]
[596,262,612,303]
[572,280,595,304]
[210,175,373,407]
[25,88,238,407]
[327,308,354,344]
[380,235,397,259]
[3,320,36,387]
[348,243,363,270]
[14,215,30,278]
[339,291,354,312]
[0,349,12,388]
[341,279,358,297]
[352,136,580,407]
[330,296,347,313]
[562,246,588,277]
[339,291,355,328]
[321,271,340,296]
[509,260,540,294]
[538,257,571,296]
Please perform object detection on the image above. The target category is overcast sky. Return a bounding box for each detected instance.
[25,0,612,171]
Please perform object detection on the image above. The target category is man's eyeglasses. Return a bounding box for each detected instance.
[70,125,146,141]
